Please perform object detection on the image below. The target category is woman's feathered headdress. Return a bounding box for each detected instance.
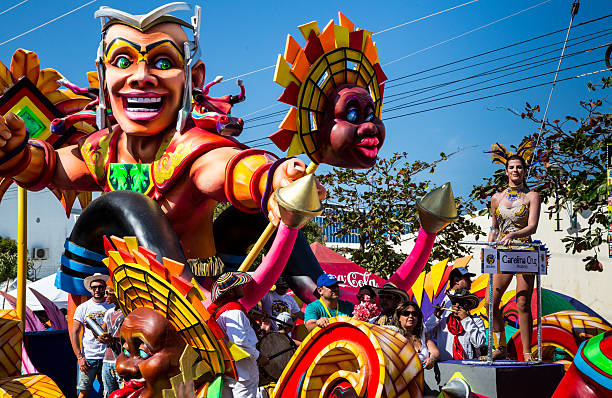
[486,139,536,167]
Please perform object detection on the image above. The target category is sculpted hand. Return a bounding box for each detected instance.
[268,158,326,226]
[0,113,27,167]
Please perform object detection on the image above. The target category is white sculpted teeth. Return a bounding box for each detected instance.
[126,97,162,104]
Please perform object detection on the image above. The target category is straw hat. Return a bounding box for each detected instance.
[446,288,480,310]
[83,273,109,294]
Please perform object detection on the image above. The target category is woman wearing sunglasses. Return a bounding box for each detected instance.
[394,301,439,369]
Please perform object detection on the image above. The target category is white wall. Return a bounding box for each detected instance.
[398,202,612,323]
[0,185,83,280]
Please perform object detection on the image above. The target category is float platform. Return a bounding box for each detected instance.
[424,360,564,398]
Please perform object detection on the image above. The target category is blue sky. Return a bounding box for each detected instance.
[1,0,610,201]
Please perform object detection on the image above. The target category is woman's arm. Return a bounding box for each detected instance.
[423,338,440,369]
[488,194,500,242]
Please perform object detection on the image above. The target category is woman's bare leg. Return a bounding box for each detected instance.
[515,273,535,360]
[482,273,513,359]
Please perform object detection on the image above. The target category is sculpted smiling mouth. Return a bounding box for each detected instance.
[123,95,164,112]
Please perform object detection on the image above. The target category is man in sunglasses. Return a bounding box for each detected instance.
[70,273,114,398]
[370,282,409,327]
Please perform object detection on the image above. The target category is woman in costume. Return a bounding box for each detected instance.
[394,301,439,369]
[486,142,541,360]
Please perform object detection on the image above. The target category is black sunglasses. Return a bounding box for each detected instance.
[401,310,419,317]
[91,285,106,290]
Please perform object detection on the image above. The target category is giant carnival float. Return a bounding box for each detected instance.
[0,3,610,398]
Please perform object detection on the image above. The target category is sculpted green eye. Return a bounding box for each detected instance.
[115,56,132,69]
[154,58,172,70]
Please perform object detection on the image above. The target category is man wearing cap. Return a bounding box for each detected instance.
[432,266,475,320]
[369,282,409,327]
[425,288,486,361]
[209,272,268,397]
[261,277,302,330]
[304,274,355,332]
[70,273,114,398]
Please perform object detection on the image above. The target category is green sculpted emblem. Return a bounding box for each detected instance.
[108,163,152,194]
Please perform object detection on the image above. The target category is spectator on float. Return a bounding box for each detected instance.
[425,288,486,361]
[276,312,301,346]
[304,274,354,332]
[394,301,439,369]
[261,277,302,330]
[98,285,124,398]
[247,306,272,340]
[70,273,113,398]
[432,267,476,319]
[370,282,408,327]
[356,285,378,305]
[209,272,269,397]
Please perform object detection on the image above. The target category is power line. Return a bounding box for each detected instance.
[0,0,29,16]
[383,0,554,66]
[385,42,610,106]
[221,0,487,83]
[386,13,612,83]
[529,0,580,176]
[383,60,602,113]
[372,0,481,36]
[381,67,611,121]
[386,27,612,90]
[0,0,98,47]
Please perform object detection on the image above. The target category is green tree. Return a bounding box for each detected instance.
[318,151,483,277]
[0,236,19,283]
[470,76,612,272]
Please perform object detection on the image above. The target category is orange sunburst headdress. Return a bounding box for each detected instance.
[268,12,387,163]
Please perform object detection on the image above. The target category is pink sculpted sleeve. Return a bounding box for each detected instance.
[388,227,437,291]
[239,223,299,309]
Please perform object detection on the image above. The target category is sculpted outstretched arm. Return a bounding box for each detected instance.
[388,227,437,291]
[240,223,299,309]
[0,113,99,191]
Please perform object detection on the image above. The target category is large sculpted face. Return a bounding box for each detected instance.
[103,23,200,136]
[316,85,385,169]
[115,307,185,398]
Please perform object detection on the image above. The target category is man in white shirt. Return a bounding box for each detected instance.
[261,277,302,330]
[432,266,476,319]
[209,272,268,398]
[70,273,114,398]
[425,288,485,361]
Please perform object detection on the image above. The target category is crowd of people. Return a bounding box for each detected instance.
[68,263,525,398]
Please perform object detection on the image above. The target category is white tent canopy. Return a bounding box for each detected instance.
[1,273,68,311]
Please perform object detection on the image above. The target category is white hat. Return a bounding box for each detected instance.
[83,273,109,294]
[276,312,294,328]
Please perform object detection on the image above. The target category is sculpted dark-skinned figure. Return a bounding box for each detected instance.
[112,308,185,398]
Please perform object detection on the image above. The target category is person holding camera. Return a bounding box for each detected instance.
[424,288,485,361]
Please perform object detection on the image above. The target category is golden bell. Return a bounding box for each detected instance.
[275,174,323,229]
[416,182,458,234]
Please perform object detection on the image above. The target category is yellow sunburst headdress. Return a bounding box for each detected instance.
[268,12,387,163]
[487,139,536,167]
[102,235,246,381]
